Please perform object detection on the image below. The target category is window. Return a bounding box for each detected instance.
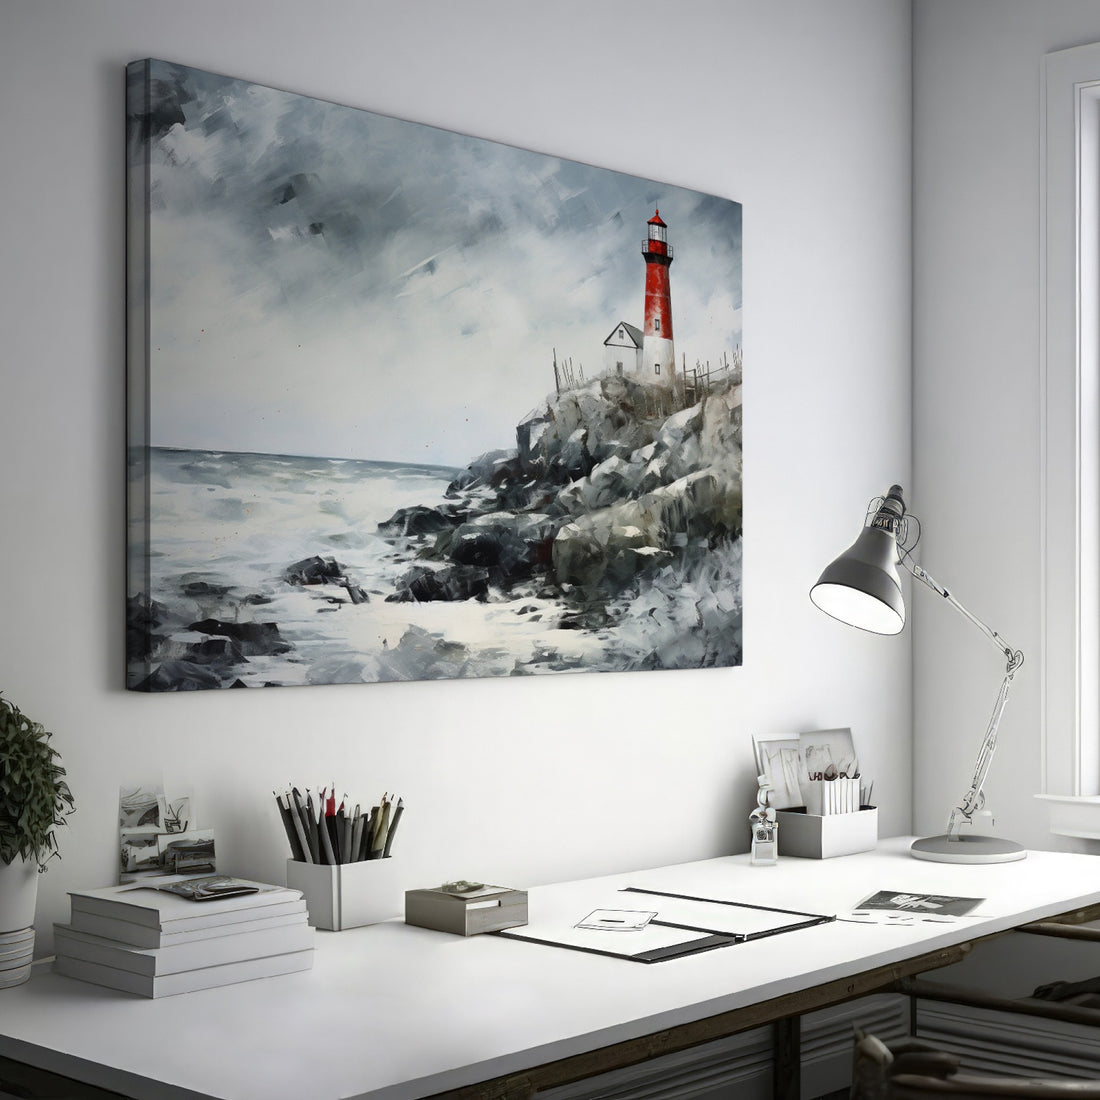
[654,319,660,332]
[616,362,623,375]
[1042,42,1100,797]
[618,327,624,339]
[654,363,661,376]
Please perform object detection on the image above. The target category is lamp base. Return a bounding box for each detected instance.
[910,834,1027,864]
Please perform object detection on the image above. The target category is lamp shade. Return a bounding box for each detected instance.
[810,526,905,635]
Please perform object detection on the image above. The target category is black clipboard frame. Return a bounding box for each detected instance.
[493,887,835,964]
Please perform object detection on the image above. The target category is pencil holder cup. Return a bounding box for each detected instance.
[286,858,405,931]
[775,806,878,859]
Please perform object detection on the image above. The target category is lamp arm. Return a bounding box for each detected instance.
[899,559,1025,837]
[902,561,1021,664]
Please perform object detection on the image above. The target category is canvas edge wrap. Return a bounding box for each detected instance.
[125,59,153,690]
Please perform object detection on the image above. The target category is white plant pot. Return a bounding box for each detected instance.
[0,856,39,933]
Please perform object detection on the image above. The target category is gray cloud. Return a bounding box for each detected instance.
[134,59,742,464]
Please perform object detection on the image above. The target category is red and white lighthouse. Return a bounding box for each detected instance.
[641,208,675,384]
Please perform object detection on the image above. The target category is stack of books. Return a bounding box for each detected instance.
[53,875,314,997]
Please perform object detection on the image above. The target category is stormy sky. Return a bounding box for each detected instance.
[130,60,743,467]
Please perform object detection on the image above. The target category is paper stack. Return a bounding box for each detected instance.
[53,875,314,997]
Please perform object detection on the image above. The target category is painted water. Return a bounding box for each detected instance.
[127,447,740,688]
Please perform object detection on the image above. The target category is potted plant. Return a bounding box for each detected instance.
[0,691,75,936]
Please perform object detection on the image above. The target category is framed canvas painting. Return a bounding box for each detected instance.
[126,59,743,690]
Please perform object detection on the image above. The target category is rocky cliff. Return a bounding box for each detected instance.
[128,370,744,689]
[379,370,743,665]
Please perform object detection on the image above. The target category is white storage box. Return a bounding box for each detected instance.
[776,807,878,859]
[286,858,404,930]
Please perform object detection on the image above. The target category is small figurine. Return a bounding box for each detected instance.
[750,774,779,866]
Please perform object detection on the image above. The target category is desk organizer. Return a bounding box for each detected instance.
[286,858,404,930]
[776,806,877,859]
[405,885,528,936]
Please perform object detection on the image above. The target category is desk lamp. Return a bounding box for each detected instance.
[810,484,1026,864]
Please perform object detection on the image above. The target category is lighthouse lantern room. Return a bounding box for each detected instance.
[641,209,675,386]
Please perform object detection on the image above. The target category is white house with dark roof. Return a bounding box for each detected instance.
[603,321,643,378]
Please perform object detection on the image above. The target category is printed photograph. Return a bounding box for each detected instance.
[120,831,161,875]
[127,60,744,690]
[753,737,803,810]
[159,830,216,875]
[118,785,162,829]
[162,796,192,835]
[855,892,984,918]
[798,728,858,782]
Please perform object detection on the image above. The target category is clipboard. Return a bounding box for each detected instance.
[493,886,834,964]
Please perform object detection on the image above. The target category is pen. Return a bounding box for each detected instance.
[382,798,404,859]
[365,804,381,859]
[305,791,326,865]
[341,805,354,865]
[330,790,346,864]
[276,790,307,863]
[363,809,380,858]
[275,791,295,859]
[336,805,348,864]
[350,804,364,864]
[370,796,391,859]
[295,788,320,864]
[318,791,337,866]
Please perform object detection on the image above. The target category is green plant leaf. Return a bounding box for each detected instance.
[0,691,75,870]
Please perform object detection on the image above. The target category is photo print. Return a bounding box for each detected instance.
[798,728,858,782]
[752,737,803,810]
[158,829,216,875]
[118,783,209,882]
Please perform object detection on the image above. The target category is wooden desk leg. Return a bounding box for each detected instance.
[773,1015,801,1100]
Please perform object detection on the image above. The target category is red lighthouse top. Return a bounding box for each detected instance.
[643,208,671,260]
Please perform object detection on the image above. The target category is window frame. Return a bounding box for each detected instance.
[1042,42,1100,797]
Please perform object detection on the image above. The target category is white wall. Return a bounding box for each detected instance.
[0,0,912,951]
[913,0,1100,849]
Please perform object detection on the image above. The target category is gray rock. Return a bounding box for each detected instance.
[378,505,461,537]
[284,556,344,585]
[445,448,519,494]
[387,563,490,603]
[439,512,558,582]
[187,618,292,656]
[133,660,226,692]
[283,555,369,604]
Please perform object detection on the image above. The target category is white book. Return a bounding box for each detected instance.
[54,921,314,976]
[67,876,302,931]
[67,903,308,948]
[54,948,314,998]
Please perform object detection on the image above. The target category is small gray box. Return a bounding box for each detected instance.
[405,885,527,936]
[776,807,878,859]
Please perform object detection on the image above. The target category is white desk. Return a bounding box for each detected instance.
[1,838,1099,1100]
